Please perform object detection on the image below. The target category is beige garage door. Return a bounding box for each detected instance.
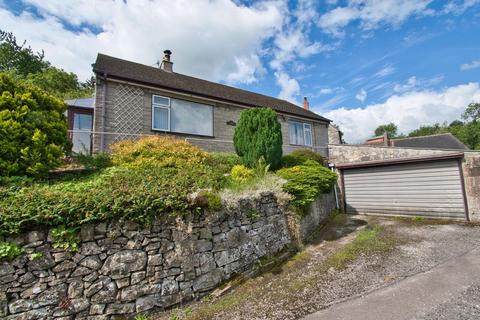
[343,159,467,219]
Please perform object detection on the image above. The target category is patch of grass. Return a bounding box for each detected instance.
[319,225,395,272]
[328,209,348,226]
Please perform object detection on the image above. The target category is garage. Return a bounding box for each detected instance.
[338,153,469,220]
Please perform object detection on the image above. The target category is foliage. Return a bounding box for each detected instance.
[462,102,480,122]
[111,136,207,168]
[73,152,112,170]
[0,137,233,235]
[194,190,222,211]
[276,160,337,213]
[29,251,43,261]
[204,152,241,174]
[134,315,151,320]
[233,108,283,170]
[281,149,324,168]
[252,156,270,179]
[0,30,94,99]
[50,226,80,252]
[0,241,23,260]
[0,31,47,76]
[374,122,398,137]
[0,72,69,176]
[407,119,480,150]
[230,165,254,185]
[246,210,259,220]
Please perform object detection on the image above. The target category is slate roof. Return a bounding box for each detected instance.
[391,133,468,150]
[65,98,95,109]
[93,54,330,122]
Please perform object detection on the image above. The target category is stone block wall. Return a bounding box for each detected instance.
[1,192,292,319]
[328,144,480,221]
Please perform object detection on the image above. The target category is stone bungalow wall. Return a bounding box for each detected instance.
[328,144,480,221]
[92,79,330,157]
[1,192,294,319]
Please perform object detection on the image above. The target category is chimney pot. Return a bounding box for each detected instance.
[160,49,173,72]
[303,97,309,110]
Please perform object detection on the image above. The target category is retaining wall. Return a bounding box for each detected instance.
[1,190,336,319]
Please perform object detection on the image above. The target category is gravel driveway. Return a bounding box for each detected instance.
[156,216,480,320]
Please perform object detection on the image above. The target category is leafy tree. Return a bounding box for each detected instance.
[0,73,69,176]
[233,108,283,170]
[0,31,48,76]
[408,123,445,137]
[374,122,398,137]
[0,30,93,99]
[462,102,480,123]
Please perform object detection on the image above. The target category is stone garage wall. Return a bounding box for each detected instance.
[0,192,292,319]
[328,144,480,221]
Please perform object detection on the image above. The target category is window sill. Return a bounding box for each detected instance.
[151,129,214,139]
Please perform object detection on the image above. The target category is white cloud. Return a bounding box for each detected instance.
[443,0,480,15]
[323,82,480,143]
[375,64,396,77]
[393,75,444,92]
[461,60,480,70]
[355,88,367,102]
[318,0,433,37]
[0,0,284,81]
[275,71,300,102]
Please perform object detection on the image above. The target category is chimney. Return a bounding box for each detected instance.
[160,49,173,72]
[303,97,309,110]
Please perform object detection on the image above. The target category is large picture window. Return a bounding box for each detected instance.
[289,121,312,146]
[152,95,213,136]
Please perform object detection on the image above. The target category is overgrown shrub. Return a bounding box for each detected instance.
[0,72,69,176]
[73,152,112,170]
[111,136,207,168]
[276,160,337,213]
[205,152,242,174]
[0,137,230,235]
[233,108,282,170]
[281,149,325,168]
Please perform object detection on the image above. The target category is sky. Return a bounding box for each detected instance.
[1,0,480,143]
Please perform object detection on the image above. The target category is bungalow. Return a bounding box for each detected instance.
[90,50,332,156]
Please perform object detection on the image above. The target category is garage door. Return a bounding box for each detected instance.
[343,159,467,219]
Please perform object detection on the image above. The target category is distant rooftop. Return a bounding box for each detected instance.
[391,133,468,150]
[65,98,94,109]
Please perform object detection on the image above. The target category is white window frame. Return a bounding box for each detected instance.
[151,95,171,131]
[289,121,313,147]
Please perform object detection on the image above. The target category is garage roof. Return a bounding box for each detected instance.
[335,152,464,170]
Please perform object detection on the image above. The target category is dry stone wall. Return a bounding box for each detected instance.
[1,192,292,319]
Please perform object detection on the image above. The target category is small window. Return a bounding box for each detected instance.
[152,95,171,131]
[289,121,313,146]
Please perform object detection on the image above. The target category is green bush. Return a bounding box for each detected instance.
[281,149,325,168]
[0,137,232,235]
[276,160,337,213]
[0,241,23,260]
[0,72,69,176]
[230,165,254,184]
[205,152,242,174]
[233,108,282,170]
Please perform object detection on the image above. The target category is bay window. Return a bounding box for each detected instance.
[152,95,213,136]
[289,121,312,146]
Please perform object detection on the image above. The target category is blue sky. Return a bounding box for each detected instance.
[1,0,480,142]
